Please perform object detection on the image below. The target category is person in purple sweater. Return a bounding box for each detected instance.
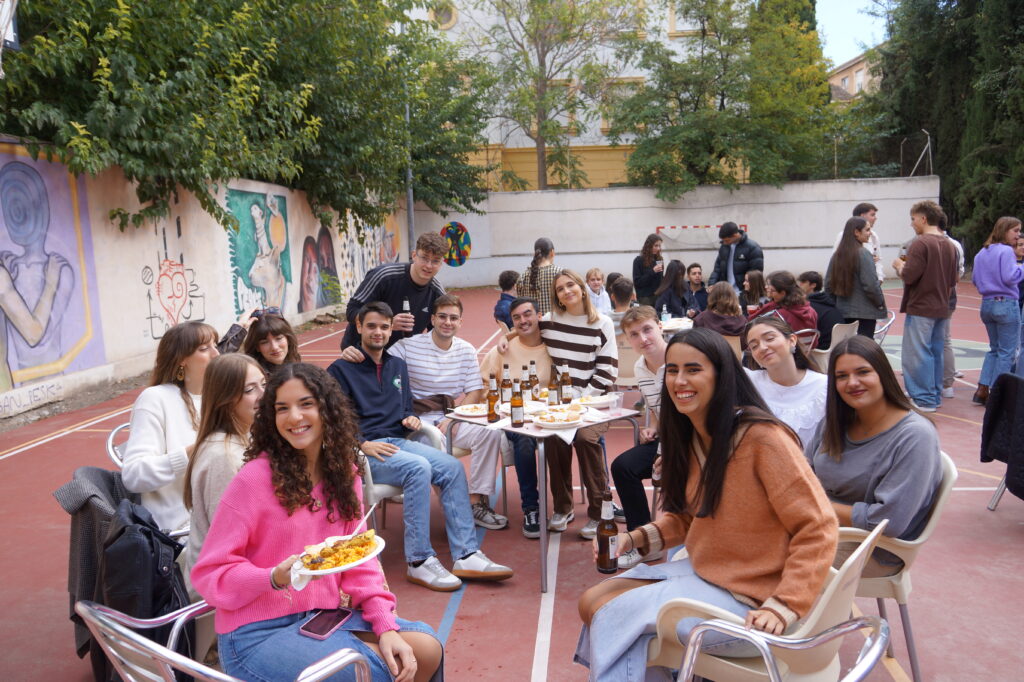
[971,216,1024,405]
[192,363,442,682]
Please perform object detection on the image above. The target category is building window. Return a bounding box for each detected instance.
[855,69,864,93]
[841,76,849,91]
[600,77,644,134]
[429,2,457,30]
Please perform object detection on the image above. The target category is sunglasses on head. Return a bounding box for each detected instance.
[252,306,282,319]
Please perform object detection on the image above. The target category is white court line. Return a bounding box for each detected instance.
[476,328,500,354]
[298,328,344,347]
[953,486,998,491]
[531,532,562,682]
[0,407,131,462]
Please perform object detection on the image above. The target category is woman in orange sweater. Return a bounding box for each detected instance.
[575,328,837,679]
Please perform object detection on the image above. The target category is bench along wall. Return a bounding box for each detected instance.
[0,143,403,418]
[411,176,941,290]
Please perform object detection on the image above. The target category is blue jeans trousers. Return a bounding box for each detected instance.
[507,432,539,512]
[901,315,949,408]
[366,438,478,563]
[980,299,1022,386]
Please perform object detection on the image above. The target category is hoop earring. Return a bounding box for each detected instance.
[176,365,185,381]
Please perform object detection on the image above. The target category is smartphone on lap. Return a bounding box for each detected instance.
[299,608,354,640]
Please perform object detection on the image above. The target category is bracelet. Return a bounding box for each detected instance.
[624,533,636,553]
[270,568,287,591]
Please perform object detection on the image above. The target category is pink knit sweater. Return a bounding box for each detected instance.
[191,456,398,635]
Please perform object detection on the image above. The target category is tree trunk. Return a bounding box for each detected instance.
[535,135,547,190]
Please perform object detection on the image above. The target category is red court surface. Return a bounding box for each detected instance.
[1,284,1021,681]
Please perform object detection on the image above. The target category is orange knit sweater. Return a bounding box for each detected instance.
[639,422,837,624]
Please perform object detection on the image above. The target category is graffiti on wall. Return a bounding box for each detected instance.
[0,146,105,413]
[140,216,207,340]
[439,221,471,267]
[335,215,403,302]
[226,189,292,315]
[298,227,343,313]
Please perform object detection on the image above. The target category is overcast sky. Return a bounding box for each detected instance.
[817,1,888,67]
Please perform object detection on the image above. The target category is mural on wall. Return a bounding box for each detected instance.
[335,214,403,303]
[439,221,471,267]
[140,216,207,340]
[0,146,105,415]
[225,189,292,315]
[298,226,342,313]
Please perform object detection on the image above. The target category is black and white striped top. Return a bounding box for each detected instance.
[540,311,618,398]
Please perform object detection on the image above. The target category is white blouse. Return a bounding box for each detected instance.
[745,368,828,448]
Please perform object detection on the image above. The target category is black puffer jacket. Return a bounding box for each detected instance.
[708,233,765,287]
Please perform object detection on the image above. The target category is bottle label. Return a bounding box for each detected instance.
[511,406,524,423]
[608,535,617,559]
[601,500,614,520]
[501,388,512,403]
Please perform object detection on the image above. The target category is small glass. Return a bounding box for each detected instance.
[609,392,624,415]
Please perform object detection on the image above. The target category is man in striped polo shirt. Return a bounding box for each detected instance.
[338,294,510,530]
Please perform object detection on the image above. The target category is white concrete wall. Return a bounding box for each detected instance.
[412,176,940,289]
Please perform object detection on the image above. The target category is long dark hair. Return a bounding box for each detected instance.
[744,270,767,304]
[184,354,265,510]
[640,233,663,267]
[828,217,868,297]
[150,320,219,428]
[821,336,920,459]
[742,316,819,372]
[654,259,686,298]
[658,329,794,518]
[767,270,807,308]
[243,314,301,371]
[245,363,363,522]
[529,237,554,290]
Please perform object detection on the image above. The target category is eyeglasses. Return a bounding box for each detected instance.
[252,307,282,319]
[434,313,461,323]
[415,253,444,267]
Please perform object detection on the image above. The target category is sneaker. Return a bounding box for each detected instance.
[613,503,626,524]
[522,509,540,539]
[548,511,575,532]
[941,386,955,399]
[388,494,405,504]
[452,551,513,581]
[406,556,462,592]
[578,519,599,539]
[472,501,508,530]
[954,370,964,378]
[617,547,665,570]
[911,401,937,413]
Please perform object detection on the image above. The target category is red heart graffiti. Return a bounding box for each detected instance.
[156,259,188,325]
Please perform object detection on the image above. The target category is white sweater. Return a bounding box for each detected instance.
[185,432,247,580]
[122,383,200,531]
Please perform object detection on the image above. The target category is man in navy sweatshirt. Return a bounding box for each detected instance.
[328,301,513,591]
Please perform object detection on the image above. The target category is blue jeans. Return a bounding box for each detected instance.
[507,432,539,511]
[901,315,949,408]
[980,299,1022,386]
[220,611,438,681]
[367,438,478,563]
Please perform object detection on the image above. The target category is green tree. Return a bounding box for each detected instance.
[464,0,640,190]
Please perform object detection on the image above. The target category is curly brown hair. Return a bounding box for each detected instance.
[245,363,363,522]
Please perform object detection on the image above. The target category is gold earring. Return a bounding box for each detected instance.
[176,365,185,381]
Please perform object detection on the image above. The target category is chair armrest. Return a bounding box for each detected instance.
[648,598,745,667]
[296,647,372,682]
[168,526,190,541]
[839,526,917,564]
[410,422,445,451]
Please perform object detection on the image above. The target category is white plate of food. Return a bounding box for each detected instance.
[452,403,488,418]
[534,410,584,429]
[499,400,548,415]
[661,318,692,332]
[574,394,616,408]
[292,530,385,576]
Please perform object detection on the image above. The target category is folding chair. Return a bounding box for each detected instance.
[106,422,131,468]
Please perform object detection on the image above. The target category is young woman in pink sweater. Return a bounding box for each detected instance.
[191,363,442,682]
[575,329,836,680]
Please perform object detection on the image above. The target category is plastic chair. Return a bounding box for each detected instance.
[842,451,957,682]
[873,310,896,345]
[793,328,820,356]
[648,522,888,681]
[106,422,130,468]
[75,600,371,682]
[809,321,859,372]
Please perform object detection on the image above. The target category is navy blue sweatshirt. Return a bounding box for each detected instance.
[328,351,415,441]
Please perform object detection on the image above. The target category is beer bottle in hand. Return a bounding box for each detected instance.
[510,378,525,428]
[486,373,500,423]
[500,364,513,404]
[547,365,560,407]
[560,366,573,404]
[596,492,619,574]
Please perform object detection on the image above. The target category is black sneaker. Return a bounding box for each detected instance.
[613,503,626,524]
[522,509,540,539]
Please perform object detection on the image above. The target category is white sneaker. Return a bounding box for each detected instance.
[406,556,462,592]
[547,511,574,532]
[578,519,599,539]
[452,551,513,581]
[941,386,955,398]
[617,548,665,570]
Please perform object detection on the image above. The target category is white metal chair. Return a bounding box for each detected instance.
[793,328,820,356]
[648,522,889,681]
[809,321,859,372]
[842,451,958,682]
[106,422,131,468]
[75,600,371,682]
[873,310,896,345]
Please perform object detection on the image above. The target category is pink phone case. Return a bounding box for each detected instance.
[299,608,353,640]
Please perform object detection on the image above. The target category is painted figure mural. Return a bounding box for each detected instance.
[298,226,342,313]
[226,189,292,315]
[0,149,105,401]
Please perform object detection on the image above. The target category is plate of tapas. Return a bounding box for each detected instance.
[292,530,385,576]
[452,403,488,417]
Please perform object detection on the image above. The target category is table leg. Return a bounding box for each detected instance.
[538,438,548,593]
